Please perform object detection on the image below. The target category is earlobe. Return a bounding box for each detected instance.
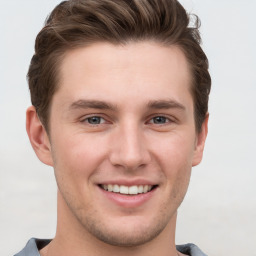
[192,114,209,167]
[26,106,53,166]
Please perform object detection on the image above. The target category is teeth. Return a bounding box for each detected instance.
[143,185,149,193]
[138,185,143,193]
[113,184,120,193]
[128,185,138,195]
[101,184,154,195]
[107,184,113,192]
[120,185,129,194]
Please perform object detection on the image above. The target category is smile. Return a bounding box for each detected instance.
[100,184,156,195]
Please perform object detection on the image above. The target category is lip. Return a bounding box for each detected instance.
[98,178,157,186]
[97,184,158,208]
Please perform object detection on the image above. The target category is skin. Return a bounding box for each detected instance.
[26,42,208,256]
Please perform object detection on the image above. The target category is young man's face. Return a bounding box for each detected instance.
[32,42,207,246]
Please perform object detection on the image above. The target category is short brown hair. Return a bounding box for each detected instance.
[28,0,211,133]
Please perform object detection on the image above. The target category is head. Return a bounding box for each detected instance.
[28,0,210,134]
[26,0,211,252]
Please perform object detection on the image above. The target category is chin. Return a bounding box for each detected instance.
[87,223,163,247]
[80,212,173,247]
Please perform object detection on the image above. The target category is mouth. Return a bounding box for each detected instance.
[99,184,157,195]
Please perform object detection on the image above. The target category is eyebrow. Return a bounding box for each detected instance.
[69,99,117,111]
[68,99,185,112]
[147,99,186,110]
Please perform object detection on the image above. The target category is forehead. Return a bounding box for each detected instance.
[55,41,193,109]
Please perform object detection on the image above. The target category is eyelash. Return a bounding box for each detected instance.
[82,116,107,125]
[148,115,171,125]
[81,115,173,126]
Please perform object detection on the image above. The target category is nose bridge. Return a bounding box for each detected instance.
[110,119,150,169]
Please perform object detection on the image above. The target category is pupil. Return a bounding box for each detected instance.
[88,117,101,124]
[154,116,166,124]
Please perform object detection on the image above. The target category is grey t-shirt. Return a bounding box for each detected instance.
[14,238,207,256]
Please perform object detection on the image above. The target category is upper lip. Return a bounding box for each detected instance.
[97,179,157,186]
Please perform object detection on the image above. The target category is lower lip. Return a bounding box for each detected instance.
[98,186,157,208]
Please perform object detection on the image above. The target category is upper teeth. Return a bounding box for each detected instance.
[102,184,153,195]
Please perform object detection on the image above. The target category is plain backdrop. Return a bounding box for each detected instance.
[0,1,256,255]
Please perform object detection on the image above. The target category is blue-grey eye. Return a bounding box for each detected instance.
[152,116,167,124]
[87,116,102,124]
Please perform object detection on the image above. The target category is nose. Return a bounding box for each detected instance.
[109,123,151,170]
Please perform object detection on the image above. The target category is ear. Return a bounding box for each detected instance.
[26,106,53,166]
[192,114,209,167]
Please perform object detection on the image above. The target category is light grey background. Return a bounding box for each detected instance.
[0,1,255,255]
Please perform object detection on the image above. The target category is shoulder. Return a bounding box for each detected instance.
[176,243,208,256]
[14,238,51,256]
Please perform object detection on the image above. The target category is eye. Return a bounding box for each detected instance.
[84,116,105,125]
[149,116,169,124]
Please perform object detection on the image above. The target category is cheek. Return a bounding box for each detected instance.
[51,133,108,187]
[151,131,194,200]
[152,131,196,171]
[158,136,193,205]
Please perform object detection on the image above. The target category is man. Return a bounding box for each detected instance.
[15,0,211,255]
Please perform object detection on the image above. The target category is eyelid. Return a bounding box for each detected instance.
[80,114,109,124]
[79,113,176,125]
[146,114,174,124]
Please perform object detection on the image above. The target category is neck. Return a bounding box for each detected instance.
[41,191,179,256]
